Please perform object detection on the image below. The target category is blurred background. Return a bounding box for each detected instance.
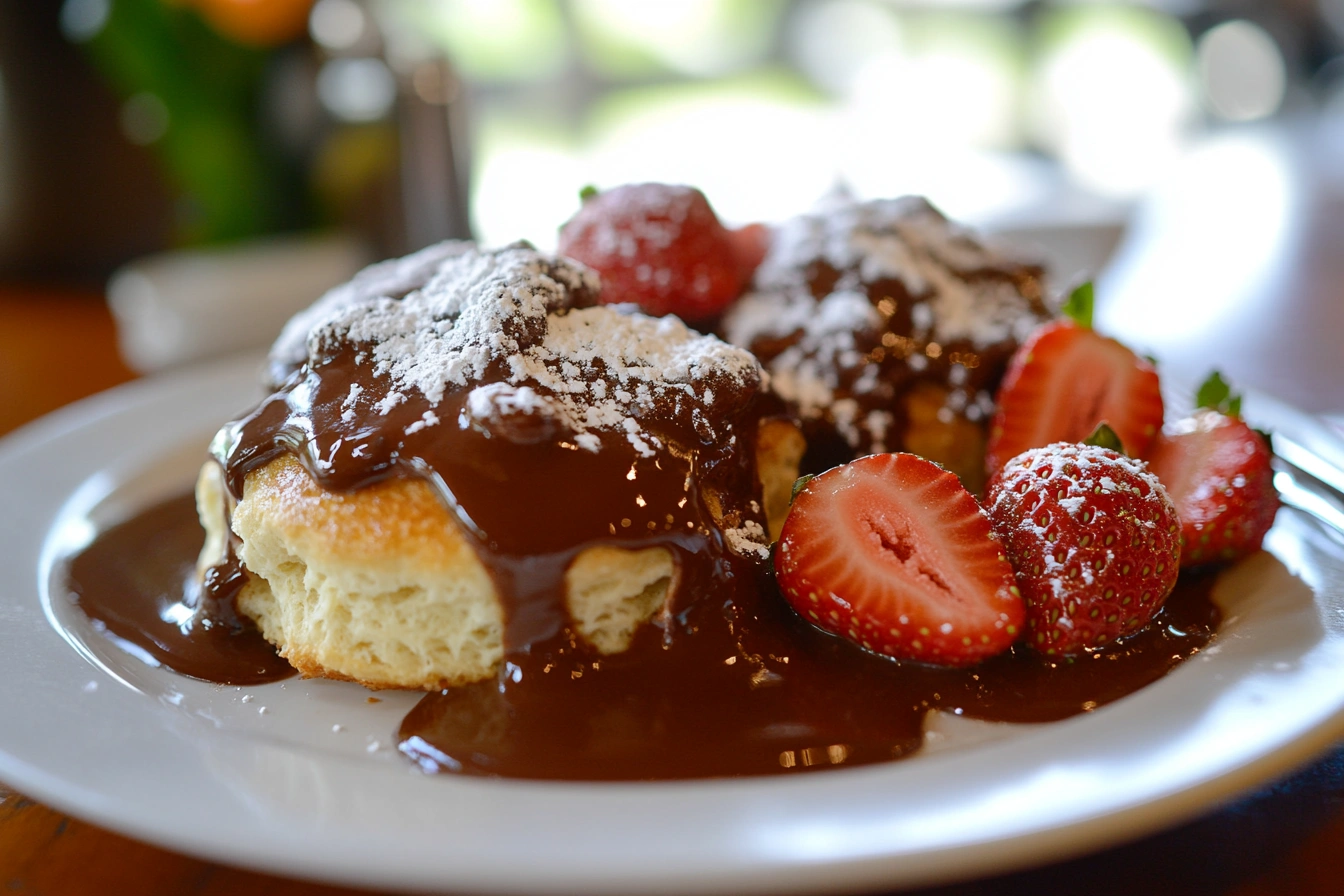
[2,0,1344,405]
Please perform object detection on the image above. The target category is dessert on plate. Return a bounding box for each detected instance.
[65,181,1279,780]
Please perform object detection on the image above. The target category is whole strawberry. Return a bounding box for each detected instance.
[557,183,758,322]
[1147,372,1277,567]
[986,283,1164,477]
[775,453,1024,667]
[985,440,1181,656]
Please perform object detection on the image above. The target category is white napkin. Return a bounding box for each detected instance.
[108,232,372,373]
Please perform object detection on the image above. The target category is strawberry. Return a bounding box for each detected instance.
[774,453,1024,667]
[558,183,751,322]
[728,222,771,275]
[1147,372,1278,567]
[986,283,1164,477]
[985,440,1182,656]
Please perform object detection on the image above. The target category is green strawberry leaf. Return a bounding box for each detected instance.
[1084,422,1125,454]
[790,474,815,503]
[1195,370,1242,417]
[1061,282,1094,330]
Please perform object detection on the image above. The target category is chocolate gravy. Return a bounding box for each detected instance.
[66,494,1218,778]
[400,570,1218,780]
[66,494,293,686]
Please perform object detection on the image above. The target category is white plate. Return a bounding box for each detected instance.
[3,354,1344,895]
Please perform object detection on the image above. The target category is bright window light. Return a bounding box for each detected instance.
[1197,20,1287,122]
[1031,7,1194,197]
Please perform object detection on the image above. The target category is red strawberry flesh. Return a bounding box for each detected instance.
[775,453,1024,667]
[728,222,771,275]
[986,321,1164,476]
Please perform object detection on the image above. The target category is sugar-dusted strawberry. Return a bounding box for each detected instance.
[558,183,750,322]
[1147,372,1278,567]
[774,453,1024,667]
[985,439,1182,656]
[986,283,1164,477]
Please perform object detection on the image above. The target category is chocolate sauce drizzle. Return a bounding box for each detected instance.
[214,332,770,652]
[400,568,1218,780]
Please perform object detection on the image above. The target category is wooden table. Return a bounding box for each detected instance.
[4,127,1344,893]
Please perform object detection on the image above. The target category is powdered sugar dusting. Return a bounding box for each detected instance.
[466,382,550,424]
[404,410,440,435]
[743,194,1044,349]
[725,519,770,559]
[987,442,1175,567]
[270,240,475,383]
[376,391,406,415]
[287,243,762,452]
[723,193,1050,454]
[340,383,363,423]
[1057,495,1086,518]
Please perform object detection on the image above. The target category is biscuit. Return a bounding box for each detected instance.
[723,194,1052,492]
[201,243,801,690]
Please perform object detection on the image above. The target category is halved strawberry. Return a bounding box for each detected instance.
[1147,372,1278,567]
[985,284,1163,477]
[774,453,1024,667]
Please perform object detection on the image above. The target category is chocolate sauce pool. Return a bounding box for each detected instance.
[67,491,1220,780]
[66,494,293,686]
[400,568,1218,780]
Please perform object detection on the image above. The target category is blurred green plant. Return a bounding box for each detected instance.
[69,0,316,245]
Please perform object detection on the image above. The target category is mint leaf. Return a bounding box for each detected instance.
[1084,422,1125,454]
[578,184,599,203]
[1062,282,1094,329]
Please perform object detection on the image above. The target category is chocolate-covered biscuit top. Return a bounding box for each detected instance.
[724,195,1052,458]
